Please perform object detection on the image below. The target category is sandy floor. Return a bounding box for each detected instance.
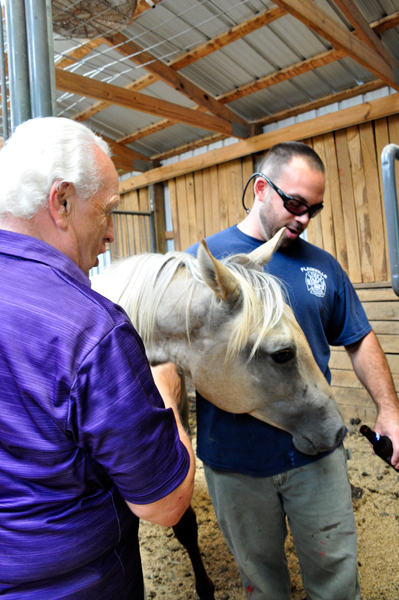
[139,409,399,600]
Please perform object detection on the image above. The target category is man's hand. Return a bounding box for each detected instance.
[151,362,181,409]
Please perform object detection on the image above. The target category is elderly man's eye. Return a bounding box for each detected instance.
[271,349,295,364]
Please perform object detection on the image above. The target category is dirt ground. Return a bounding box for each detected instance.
[139,404,399,600]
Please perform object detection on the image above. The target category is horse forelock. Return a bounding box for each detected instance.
[95,251,291,362]
[219,254,291,363]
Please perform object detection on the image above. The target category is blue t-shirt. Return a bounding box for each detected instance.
[186,225,371,477]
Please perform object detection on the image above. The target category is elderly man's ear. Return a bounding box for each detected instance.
[48,181,74,230]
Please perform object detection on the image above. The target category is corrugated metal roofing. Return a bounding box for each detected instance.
[2,0,399,170]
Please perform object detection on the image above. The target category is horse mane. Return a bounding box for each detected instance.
[92,251,290,363]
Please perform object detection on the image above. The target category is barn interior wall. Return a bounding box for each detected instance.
[119,113,399,426]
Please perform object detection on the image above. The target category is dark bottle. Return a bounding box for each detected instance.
[359,425,399,472]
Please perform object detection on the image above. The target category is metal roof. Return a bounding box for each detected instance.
[2,0,399,172]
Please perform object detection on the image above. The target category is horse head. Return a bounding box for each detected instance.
[185,228,345,455]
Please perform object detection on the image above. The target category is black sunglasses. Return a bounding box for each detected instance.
[242,172,324,219]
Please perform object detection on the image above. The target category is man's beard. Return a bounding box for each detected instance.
[259,206,302,248]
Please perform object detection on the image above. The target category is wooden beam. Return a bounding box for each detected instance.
[255,79,386,127]
[152,133,228,162]
[55,39,105,69]
[272,0,399,91]
[373,10,399,35]
[55,68,245,138]
[102,32,247,126]
[101,135,150,172]
[217,49,345,104]
[332,0,399,68]
[118,91,399,192]
[71,5,286,123]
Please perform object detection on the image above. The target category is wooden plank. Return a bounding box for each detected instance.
[194,171,205,242]
[359,121,388,281]
[369,320,399,335]
[332,386,375,407]
[356,287,399,301]
[324,132,347,268]
[330,348,399,374]
[175,176,190,252]
[218,162,230,233]
[376,334,399,353]
[138,188,150,253]
[338,403,377,425]
[202,168,213,240]
[55,69,235,138]
[313,135,336,257]
[210,166,220,237]
[335,129,362,282]
[227,159,244,227]
[331,368,399,391]
[347,126,374,282]
[363,301,399,320]
[373,10,399,35]
[185,173,198,248]
[119,92,399,192]
[152,183,166,254]
[168,179,181,251]
[272,0,398,90]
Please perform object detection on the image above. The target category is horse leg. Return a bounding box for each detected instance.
[172,504,215,600]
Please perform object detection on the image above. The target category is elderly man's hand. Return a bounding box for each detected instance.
[151,362,182,409]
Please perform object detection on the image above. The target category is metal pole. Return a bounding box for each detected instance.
[46,0,57,116]
[381,144,399,297]
[24,0,53,117]
[0,11,9,139]
[4,0,31,132]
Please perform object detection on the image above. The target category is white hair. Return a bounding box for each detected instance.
[0,117,111,220]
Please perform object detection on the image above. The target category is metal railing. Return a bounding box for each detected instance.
[381,144,399,297]
[111,209,157,259]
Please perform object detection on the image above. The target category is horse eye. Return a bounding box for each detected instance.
[271,349,295,364]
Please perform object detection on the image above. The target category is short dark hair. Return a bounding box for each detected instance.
[259,141,325,181]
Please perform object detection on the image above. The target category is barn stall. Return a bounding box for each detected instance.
[2,1,399,598]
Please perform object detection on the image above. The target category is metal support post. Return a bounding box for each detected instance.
[24,0,54,117]
[0,11,9,139]
[381,144,399,297]
[4,0,31,132]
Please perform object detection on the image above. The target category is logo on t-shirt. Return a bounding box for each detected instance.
[301,267,327,298]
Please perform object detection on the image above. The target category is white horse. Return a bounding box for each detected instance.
[91,228,345,599]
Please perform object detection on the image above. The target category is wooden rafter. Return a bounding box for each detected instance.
[101,135,151,173]
[101,32,247,126]
[272,0,399,91]
[72,5,286,123]
[255,79,386,127]
[332,0,399,68]
[55,68,247,138]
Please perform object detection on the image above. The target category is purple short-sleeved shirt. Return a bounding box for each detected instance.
[0,230,189,599]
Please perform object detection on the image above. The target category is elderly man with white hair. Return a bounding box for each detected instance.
[0,117,195,599]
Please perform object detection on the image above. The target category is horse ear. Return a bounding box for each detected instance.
[197,239,241,304]
[247,227,286,266]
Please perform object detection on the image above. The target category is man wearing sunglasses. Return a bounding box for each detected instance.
[186,141,399,600]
